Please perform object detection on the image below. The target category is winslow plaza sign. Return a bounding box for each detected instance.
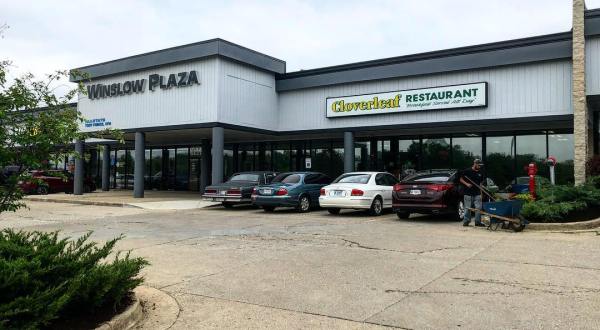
[326,82,487,118]
[86,70,200,100]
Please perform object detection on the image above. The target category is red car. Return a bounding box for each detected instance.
[19,170,96,195]
[392,170,464,220]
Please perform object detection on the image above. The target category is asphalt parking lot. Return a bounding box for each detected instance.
[2,202,600,329]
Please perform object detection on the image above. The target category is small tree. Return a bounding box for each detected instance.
[0,61,88,213]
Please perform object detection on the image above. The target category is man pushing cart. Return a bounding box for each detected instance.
[459,159,486,227]
[459,159,529,232]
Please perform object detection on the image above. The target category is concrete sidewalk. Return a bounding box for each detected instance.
[24,190,219,210]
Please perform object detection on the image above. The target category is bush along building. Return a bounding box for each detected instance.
[65,0,599,197]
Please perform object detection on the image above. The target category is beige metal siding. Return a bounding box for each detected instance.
[217,58,278,130]
[278,61,573,131]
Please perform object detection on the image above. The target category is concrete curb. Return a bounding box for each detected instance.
[527,217,600,231]
[96,294,144,330]
[25,196,136,208]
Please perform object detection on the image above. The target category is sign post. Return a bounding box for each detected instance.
[546,156,557,185]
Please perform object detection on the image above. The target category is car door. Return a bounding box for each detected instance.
[42,171,64,193]
[374,173,389,205]
[379,173,398,207]
[303,174,321,200]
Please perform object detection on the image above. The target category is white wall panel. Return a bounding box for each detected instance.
[78,58,219,132]
[586,37,600,95]
[217,58,278,130]
[278,61,573,131]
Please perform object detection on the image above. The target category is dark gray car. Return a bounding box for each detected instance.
[202,171,277,208]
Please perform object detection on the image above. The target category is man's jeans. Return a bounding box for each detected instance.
[463,195,482,225]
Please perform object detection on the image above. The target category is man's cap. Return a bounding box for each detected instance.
[473,159,484,165]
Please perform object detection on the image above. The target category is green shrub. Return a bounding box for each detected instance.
[521,200,588,222]
[588,175,600,190]
[519,181,600,222]
[0,230,148,329]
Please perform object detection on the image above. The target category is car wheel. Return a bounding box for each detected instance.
[396,211,410,219]
[36,186,48,195]
[222,202,234,209]
[327,208,340,215]
[456,200,466,221]
[369,197,383,216]
[297,195,311,213]
[263,206,275,212]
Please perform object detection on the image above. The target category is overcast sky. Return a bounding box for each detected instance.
[2,0,600,87]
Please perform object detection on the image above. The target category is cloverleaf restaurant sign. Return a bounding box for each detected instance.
[86,71,200,100]
[326,82,487,118]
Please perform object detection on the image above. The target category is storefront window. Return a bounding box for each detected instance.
[422,138,451,170]
[272,143,290,173]
[115,150,127,189]
[378,140,393,173]
[189,147,201,191]
[166,148,176,189]
[548,133,574,185]
[354,141,370,171]
[125,150,135,189]
[238,144,255,171]
[452,135,482,170]
[397,139,420,178]
[331,141,344,178]
[89,150,100,186]
[263,147,272,171]
[516,133,548,181]
[486,135,515,189]
[311,142,331,175]
[224,148,234,180]
[150,149,162,190]
[144,150,152,188]
[175,148,189,190]
[110,150,116,189]
[291,142,306,171]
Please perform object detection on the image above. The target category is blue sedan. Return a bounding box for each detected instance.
[251,172,332,212]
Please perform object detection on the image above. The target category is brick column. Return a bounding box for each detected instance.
[573,0,590,185]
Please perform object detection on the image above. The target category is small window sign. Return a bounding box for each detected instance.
[305,157,312,169]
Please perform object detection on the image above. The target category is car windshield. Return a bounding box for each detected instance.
[272,173,302,184]
[333,174,371,184]
[404,173,452,183]
[229,174,260,182]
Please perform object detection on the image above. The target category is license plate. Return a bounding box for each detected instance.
[213,198,225,202]
[262,189,272,195]
[331,190,345,197]
[410,189,421,195]
[220,191,226,196]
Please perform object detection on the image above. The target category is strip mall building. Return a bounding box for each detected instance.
[68,2,599,197]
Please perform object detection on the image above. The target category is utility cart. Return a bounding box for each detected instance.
[464,177,529,232]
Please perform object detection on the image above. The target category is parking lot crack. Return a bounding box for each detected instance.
[416,246,464,254]
[451,277,600,295]
[341,238,407,253]
[341,238,463,255]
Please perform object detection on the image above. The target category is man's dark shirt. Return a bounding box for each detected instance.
[461,168,483,196]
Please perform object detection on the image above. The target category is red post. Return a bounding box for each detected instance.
[527,163,538,200]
